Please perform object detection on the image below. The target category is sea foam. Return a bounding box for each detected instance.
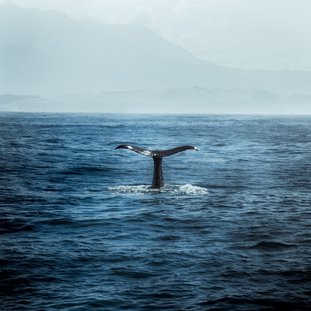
[108,184,208,195]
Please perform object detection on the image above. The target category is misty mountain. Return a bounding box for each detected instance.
[0,2,214,94]
[1,2,311,97]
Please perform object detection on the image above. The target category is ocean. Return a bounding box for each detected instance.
[0,113,310,310]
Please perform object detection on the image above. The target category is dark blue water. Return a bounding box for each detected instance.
[0,113,310,310]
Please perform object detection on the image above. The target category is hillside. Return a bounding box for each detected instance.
[1,2,311,97]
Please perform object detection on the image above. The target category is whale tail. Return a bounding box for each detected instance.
[115,145,198,188]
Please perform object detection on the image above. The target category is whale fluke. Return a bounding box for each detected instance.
[115,145,198,188]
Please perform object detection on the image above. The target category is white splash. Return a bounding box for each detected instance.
[109,185,151,194]
[177,184,208,195]
[108,184,208,195]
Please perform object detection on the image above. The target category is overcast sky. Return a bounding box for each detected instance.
[5,0,311,71]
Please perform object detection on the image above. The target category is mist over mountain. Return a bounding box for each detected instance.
[0,2,214,95]
[0,2,310,113]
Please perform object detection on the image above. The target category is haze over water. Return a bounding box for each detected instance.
[1,113,310,310]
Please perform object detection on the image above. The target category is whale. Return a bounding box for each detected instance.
[115,145,198,188]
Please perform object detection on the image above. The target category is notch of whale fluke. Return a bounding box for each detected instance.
[115,144,198,189]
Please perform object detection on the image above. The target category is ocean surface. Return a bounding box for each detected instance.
[0,113,310,310]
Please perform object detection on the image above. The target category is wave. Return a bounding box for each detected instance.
[251,241,296,250]
[108,184,208,195]
[0,218,35,235]
[198,297,309,310]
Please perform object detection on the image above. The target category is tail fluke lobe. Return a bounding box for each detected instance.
[156,145,198,157]
[115,145,153,157]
